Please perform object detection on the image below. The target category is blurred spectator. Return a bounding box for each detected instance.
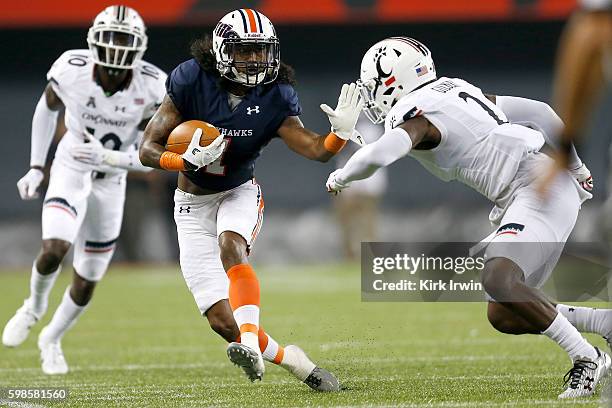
[333,117,387,261]
[539,0,611,189]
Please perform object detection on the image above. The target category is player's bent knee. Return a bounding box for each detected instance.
[73,257,110,283]
[38,239,71,272]
[218,231,248,269]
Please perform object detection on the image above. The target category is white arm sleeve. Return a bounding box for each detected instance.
[336,127,413,184]
[496,95,582,169]
[104,139,152,173]
[30,93,59,168]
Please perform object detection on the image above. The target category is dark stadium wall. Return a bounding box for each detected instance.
[1,21,610,218]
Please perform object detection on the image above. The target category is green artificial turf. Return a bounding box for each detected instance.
[0,264,608,407]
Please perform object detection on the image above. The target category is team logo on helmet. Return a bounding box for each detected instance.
[214,23,238,39]
[358,37,436,124]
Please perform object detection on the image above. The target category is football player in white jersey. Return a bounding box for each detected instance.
[326,37,612,399]
[2,5,166,375]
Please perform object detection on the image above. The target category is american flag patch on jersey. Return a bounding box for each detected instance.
[416,66,428,77]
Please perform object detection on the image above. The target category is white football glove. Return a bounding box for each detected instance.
[181,128,226,170]
[17,168,44,200]
[570,163,593,192]
[320,82,363,140]
[326,169,351,194]
[71,131,109,166]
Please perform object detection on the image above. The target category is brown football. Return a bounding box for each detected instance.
[165,120,221,154]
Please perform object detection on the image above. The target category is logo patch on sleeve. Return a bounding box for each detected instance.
[496,223,525,236]
[401,106,422,122]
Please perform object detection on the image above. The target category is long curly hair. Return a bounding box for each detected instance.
[190,36,296,86]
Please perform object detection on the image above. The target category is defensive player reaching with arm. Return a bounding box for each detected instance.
[140,9,361,390]
[2,6,166,375]
[326,37,612,399]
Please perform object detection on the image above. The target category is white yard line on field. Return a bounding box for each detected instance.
[0,354,560,374]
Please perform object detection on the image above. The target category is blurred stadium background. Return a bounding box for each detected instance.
[0,0,610,267]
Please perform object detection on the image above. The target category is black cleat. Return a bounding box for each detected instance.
[304,366,341,392]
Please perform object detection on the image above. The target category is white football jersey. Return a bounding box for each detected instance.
[47,49,167,172]
[384,77,545,203]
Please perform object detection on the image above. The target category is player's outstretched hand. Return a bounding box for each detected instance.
[326,169,351,195]
[71,131,107,166]
[181,128,226,170]
[17,168,44,200]
[320,82,363,141]
[569,162,593,192]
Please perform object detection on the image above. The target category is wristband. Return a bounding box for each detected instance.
[160,151,186,171]
[323,132,347,154]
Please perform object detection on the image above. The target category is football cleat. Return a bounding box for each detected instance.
[558,347,611,399]
[282,345,341,392]
[2,300,39,347]
[226,342,265,382]
[304,367,341,392]
[38,331,69,376]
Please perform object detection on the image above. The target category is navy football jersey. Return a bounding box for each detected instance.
[166,58,302,191]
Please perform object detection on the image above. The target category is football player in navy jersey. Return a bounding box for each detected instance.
[139,9,362,389]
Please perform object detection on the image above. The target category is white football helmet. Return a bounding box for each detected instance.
[358,37,436,124]
[87,5,147,70]
[212,9,280,87]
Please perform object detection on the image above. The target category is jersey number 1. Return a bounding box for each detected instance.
[204,137,231,175]
[458,92,507,125]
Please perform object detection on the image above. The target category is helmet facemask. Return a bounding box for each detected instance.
[216,38,279,87]
[87,6,147,71]
[357,78,387,124]
[88,28,146,71]
[357,77,406,124]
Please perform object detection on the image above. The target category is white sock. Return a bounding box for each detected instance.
[233,305,259,352]
[40,287,86,343]
[542,312,598,361]
[280,346,316,381]
[261,331,281,362]
[27,262,61,318]
[556,304,612,337]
